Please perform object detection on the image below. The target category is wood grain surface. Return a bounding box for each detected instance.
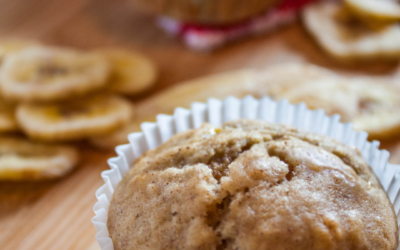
[0,0,400,249]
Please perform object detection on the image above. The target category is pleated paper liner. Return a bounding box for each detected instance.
[92,96,400,250]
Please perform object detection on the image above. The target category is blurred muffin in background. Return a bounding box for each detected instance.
[131,0,283,25]
[130,0,319,50]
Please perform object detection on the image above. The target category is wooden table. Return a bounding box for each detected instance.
[1,0,400,249]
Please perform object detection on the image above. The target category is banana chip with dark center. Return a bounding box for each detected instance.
[267,77,400,140]
[0,136,79,180]
[302,1,400,61]
[0,46,111,102]
[16,95,135,141]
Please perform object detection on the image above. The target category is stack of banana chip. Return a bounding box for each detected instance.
[302,0,400,62]
[0,40,157,181]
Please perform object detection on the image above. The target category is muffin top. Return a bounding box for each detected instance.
[108,120,398,250]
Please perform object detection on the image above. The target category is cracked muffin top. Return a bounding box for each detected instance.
[108,120,398,250]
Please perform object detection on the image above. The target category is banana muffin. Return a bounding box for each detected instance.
[108,120,398,250]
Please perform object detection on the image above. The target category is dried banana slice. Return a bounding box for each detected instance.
[0,46,111,102]
[0,99,18,132]
[302,1,400,61]
[100,48,157,95]
[16,95,135,141]
[0,136,79,180]
[345,0,400,21]
[265,77,400,140]
[349,80,400,140]
[0,39,39,64]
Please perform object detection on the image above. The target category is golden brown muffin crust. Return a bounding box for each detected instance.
[108,120,398,250]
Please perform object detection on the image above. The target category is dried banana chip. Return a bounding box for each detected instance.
[100,48,157,95]
[345,0,400,21]
[0,39,39,64]
[0,99,18,132]
[348,80,400,140]
[302,1,400,61]
[16,95,135,141]
[0,46,111,102]
[0,136,79,180]
[259,76,400,140]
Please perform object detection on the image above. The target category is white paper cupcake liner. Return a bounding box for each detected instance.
[92,96,400,250]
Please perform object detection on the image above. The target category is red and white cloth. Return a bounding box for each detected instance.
[157,0,319,50]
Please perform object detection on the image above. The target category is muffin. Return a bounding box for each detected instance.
[131,0,283,25]
[130,0,319,50]
[108,120,398,250]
